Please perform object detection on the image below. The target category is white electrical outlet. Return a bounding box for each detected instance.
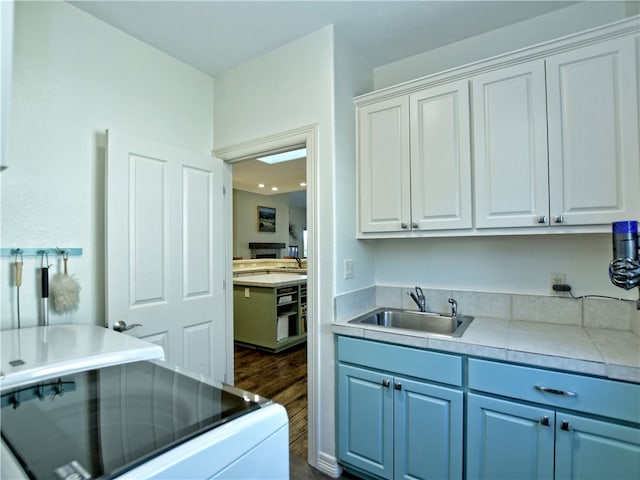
[551,272,566,290]
[344,259,354,279]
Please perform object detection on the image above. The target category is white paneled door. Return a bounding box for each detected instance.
[106,131,227,383]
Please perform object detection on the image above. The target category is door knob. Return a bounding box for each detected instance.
[537,215,548,224]
[540,416,550,426]
[113,320,142,332]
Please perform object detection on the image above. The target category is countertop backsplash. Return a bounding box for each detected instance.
[335,285,639,334]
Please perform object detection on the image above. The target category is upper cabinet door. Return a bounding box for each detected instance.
[472,60,549,228]
[546,37,640,226]
[357,97,411,233]
[410,80,472,230]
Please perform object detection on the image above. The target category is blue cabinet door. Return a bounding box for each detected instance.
[467,393,555,479]
[394,376,463,480]
[555,413,640,480]
[337,363,394,479]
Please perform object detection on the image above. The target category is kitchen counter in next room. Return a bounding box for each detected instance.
[233,273,307,352]
[233,273,307,288]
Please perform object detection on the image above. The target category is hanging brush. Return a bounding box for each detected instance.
[15,250,23,329]
[50,250,81,314]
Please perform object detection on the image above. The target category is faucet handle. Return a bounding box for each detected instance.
[448,298,458,318]
[415,286,425,299]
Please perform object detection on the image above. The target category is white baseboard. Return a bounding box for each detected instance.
[315,451,342,478]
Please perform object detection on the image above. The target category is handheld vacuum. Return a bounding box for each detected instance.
[609,220,640,309]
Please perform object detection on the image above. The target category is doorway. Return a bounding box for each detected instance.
[214,125,318,466]
[231,146,308,458]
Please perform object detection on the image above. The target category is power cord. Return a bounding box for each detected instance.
[552,283,635,303]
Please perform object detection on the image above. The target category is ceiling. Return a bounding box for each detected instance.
[68,0,580,197]
[232,156,306,196]
[69,1,579,77]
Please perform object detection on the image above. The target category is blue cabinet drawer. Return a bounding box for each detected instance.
[337,336,462,386]
[468,358,640,424]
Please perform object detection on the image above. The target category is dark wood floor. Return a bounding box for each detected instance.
[233,342,308,459]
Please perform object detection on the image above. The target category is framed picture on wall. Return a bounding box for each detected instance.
[257,206,276,232]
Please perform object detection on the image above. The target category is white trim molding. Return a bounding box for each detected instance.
[214,124,321,469]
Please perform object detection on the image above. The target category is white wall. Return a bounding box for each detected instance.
[0,2,214,330]
[374,1,635,89]
[373,234,636,300]
[333,28,376,295]
[232,189,291,259]
[214,26,339,469]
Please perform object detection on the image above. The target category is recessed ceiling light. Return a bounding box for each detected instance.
[257,148,306,164]
[258,183,265,188]
[271,186,279,191]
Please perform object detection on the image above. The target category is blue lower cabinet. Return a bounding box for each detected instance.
[467,393,555,479]
[394,377,463,480]
[338,364,463,480]
[338,364,394,479]
[555,413,640,480]
[467,393,640,480]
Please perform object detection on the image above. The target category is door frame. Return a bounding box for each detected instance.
[214,124,318,465]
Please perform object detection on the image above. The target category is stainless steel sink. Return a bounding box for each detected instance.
[348,308,473,337]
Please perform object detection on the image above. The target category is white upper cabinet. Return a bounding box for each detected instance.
[357,96,411,233]
[410,81,472,231]
[546,37,640,226]
[472,61,549,228]
[355,18,639,237]
[357,80,471,234]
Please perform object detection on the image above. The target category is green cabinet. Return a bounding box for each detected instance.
[467,358,640,480]
[233,283,306,352]
[336,336,463,480]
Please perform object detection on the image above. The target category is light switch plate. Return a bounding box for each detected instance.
[344,259,354,279]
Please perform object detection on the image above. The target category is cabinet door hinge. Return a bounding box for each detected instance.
[223,279,226,290]
[222,185,226,195]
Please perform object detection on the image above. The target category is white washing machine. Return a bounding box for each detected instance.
[0,324,289,479]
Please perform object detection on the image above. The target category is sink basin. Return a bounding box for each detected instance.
[348,308,473,337]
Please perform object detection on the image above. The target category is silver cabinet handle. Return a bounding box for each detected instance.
[540,416,550,426]
[382,379,390,388]
[412,222,418,229]
[401,223,409,229]
[113,320,143,332]
[560,420,571,431]
[394,383,402,391]
[554,215,565,224]
[535,385,577,397]
[537,215,548,224]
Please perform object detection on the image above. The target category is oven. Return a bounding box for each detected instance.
[0,325,289,479]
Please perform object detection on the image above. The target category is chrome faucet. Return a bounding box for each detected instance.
[448,298,458,318]
[408,286,426,312]
[295,257,302,268]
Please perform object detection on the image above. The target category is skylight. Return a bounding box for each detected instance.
[257,148,306,164]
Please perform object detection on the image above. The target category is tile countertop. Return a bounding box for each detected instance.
[233,273,307,288]
[332,316,640,384]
